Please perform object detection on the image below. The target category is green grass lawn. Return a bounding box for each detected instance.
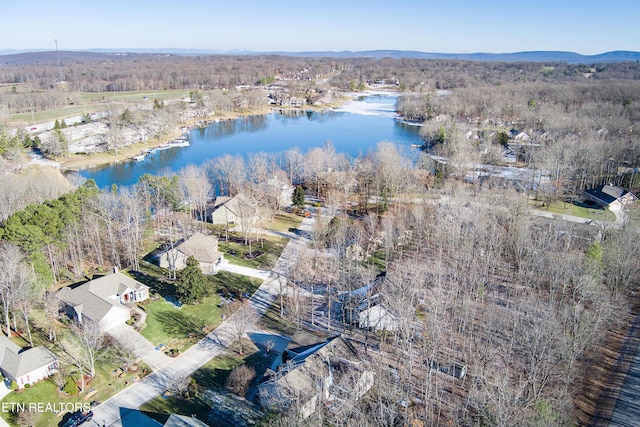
[265,212,303,233]
[139,295,221,352]
[0,359,147,427]
[139,352,252,425]
[138,271,262,351]
[76,89,191,104]
[217,234,287,270]
[628,204,640,225]
[7,89,191,126]
[529,199,617,222]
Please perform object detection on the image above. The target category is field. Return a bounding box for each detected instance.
[5,89,191,126]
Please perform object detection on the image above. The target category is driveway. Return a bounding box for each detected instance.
[84,215,315,426]
[107,324,173,372]
[217,262,271,280]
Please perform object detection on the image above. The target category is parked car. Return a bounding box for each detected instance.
[63,410,93,427]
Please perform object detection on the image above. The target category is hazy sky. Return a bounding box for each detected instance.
[2,0,637,54]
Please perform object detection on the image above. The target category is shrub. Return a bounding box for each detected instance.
[225,365,255,396]
[63,377,79,395]
[10,380,17,391]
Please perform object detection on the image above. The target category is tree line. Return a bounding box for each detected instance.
[1,138,636,425]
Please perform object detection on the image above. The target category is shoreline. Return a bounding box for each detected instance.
[58,108,273,170]
[59,89,400,171]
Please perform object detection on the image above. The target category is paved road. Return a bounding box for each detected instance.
[607,336,640,427]
[84,215,314,427]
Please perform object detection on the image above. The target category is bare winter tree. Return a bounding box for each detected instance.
[167,374,192,398]
[223,300,259,355]
[66,320,104,392]
[179,164,211,225]
[41,291,62,341]
[0,243,34,337]
[205,154,247,197]
[225,364,256,396]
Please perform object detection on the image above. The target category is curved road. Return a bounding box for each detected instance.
[83,215,315,427]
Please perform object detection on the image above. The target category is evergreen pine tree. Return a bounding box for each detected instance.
[175,256,209,304]
[292,185,305,207]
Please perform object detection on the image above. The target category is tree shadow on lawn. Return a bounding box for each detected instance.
[154,310,207,340]
[243,349,281,403]
[131,270,176,300]
[192,354,246,389]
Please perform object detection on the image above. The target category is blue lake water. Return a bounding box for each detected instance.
[79,94,423,188]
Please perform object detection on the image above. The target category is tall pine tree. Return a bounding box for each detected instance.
[175,256,208,304]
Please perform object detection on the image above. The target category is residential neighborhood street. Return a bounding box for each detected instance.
[83,215,315,426]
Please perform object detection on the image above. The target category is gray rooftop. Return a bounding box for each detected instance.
[57,272,149,324]
[176,232,223,264]
[0,335,57,380]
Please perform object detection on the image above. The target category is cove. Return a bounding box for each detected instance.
[78,94,423,188]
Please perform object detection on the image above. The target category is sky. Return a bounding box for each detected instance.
[1,0,638,54]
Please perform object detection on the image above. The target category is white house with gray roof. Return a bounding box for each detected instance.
[57,270,150,331]
[0,335,58,389]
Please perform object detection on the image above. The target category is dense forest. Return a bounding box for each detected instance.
[0,52,639,426]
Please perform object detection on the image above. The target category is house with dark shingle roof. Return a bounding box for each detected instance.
[57,270,149,331]
[156,232,224,274]
[258,334,373,419]
[583,184,637,209]
[0,335,58,389]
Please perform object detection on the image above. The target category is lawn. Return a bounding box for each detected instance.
[0,358,148,427]
[139,296,221,352]
[265,212,303,233]
[217,234,288,270]
[529,199,617,222]
[139,352,251,425]
[7,89,191,126]
[629,204,640,225]
[138,271,262,351]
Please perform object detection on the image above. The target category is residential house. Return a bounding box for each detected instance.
[156,232,224,274]
[0,335,58,389]
[164,414,210,427]
[266,175,294,209]
[57,270,150,331]
[210,194,259,231]
[358,304,398,332]
[118,409,210,426]
[583,184,637,210]
[510,129,531,142]
[339,272,386,323]
[258,334,373,419]
[428,359,467,380]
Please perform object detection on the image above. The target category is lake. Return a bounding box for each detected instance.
[79,94,423,188]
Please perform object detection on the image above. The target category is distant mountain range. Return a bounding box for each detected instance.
[1,48,639,64]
